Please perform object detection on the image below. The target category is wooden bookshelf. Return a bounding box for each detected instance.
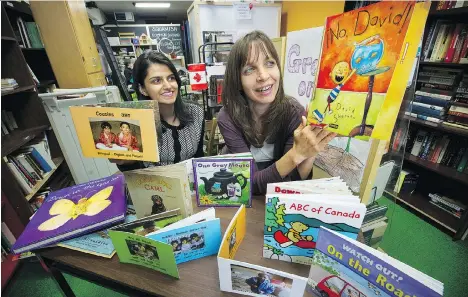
[428,6,468,17]
[418,61,468,68]
[1,125,50,157]
[403,115,468,137]
[404,153,468,186]
[25,157,64,201]
[1,85,35,97]
[385,190,459,233]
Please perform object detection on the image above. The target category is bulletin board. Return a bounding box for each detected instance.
[187,2,282,63]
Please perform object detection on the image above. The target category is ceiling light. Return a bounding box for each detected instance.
[134,2,171,8]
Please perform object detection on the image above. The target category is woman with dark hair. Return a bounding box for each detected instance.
[114,51,204,170]
[218,31,336,194]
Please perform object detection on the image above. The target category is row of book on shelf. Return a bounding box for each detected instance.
[15,18,44,49]
[1,109,19,135]
[7,159,443,296]
[422,20,468,63]
[408,127,468,173]
[436,0,468,10]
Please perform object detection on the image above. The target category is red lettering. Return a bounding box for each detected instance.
[290,203,297,210]
[325,207,332,214]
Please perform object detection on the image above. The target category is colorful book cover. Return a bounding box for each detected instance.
[193,158,253,207]
[124,165,192,219]
[263,194,366,266]
[70,101,159,161]
[217,205,308,297]
[146,212,221,264]
[57,214,137,258]
[109,210,183,278]
[303,228,443,297]
[307,1,430,141]
[12,174,127,254]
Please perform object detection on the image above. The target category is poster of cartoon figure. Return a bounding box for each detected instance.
[263,195,366,265]
[307,1,430,140]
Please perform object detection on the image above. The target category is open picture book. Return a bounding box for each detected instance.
[304,228,443,297]
[70,101,160,161]
[109,208,221,278]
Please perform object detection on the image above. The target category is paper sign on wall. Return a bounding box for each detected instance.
[283,26,324,109]
[234,3,251,20]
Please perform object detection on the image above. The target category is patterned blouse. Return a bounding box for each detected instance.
[117,103,205,171]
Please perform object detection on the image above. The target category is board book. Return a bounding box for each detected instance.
[70,101,160,161]
[193,154,253,207]
[124,163,193,219]
[304,228,443,297]
[307,1,430,140]
[12,174,127,254]
[263,178,366,266]
[109,208,222,278]
[218,205,308,297]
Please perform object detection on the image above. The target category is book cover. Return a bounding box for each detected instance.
[146,213,222,264]
[57,214,137,258]
[193,158,253,207]
[124,165,192,219]
[307,1,430,140]
[303,228,443,297]
[70,101,159,162]
[12,174,127,254]
[263,194,366,265]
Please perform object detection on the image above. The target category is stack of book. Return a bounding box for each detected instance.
[446,104,468,129]
[454,74,468,104]
[361,204,388,248]
[3,134,57,195]
[1,109,19,135]
[1,78,19,91]
[408,128,468,173]
[393,169,419,194]
[428,193,466,218]
[435,0,468,11]
[422,20,467,63]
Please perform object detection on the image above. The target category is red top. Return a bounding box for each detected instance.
[98,132,117,146]
[116,133,139,151]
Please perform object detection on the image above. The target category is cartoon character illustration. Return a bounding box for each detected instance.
[151,195,166,215]
[273,221,316,249]
[313,61,356,122]
[180,237,191,251]
[171,240,181,252]
[245,272,275,295]
[190,233,205,249]
[115,121,139,151]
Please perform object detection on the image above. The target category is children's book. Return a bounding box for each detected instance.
[307,1,430,141]
[218,205,309,297]
[124,163,193,219]
[109,208,222,278]
[267,178,354,196]
[303,228,443,297]
[146,207,222,264]
[263,179,366,266]
[12,174,127,254]
[193,154,253,207]
[70,101,160,161]
[57,214,137,258]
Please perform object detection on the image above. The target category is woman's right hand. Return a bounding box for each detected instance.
[109,159,136,166]
[290,116,337,164]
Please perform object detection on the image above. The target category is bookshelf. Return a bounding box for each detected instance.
[385,3,468,240]
[1,3,72,286]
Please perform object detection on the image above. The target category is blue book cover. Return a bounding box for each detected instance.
[30,148,52,172]
[304,228,443,297]
[146,218,222,264]
[58,214,137,258]
[414,95,449,107]
[411,105,444,118]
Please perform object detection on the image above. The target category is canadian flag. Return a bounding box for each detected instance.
[188,63,208,91]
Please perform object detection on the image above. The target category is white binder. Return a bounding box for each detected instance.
[39,86,121,184]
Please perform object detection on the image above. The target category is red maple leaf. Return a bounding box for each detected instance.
[193,73,202,83]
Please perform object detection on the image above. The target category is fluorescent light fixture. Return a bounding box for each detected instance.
[134,2,170,8]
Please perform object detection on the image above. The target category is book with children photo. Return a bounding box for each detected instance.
[70,101,160,161]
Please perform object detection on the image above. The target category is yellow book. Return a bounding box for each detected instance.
[70,101,160,162]
[307,1,430,141]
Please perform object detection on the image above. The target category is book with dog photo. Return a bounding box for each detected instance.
[263,179,366,266]
[70,101,160,161]
[193,154,253,207]
[124,163,193,219]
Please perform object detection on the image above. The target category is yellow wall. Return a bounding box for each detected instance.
[281,1,345,34]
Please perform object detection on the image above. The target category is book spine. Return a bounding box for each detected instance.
[436,1,446,10]
[411,105,445,118]
[448,111,468,118]
[411,131,427,156]
[452,146,466,168]
[437,24,454,61]
[423,21,438,61]
[6,111,18,129]
[430,24,447,62]
[453,26,467,63]
[24,153,44,178]
[430,140,443,162]
[438,139,451,163]
[449,104,468,113]
[420,133,434,159]
[8,156,36,186]
[29,148,52,173]
[457,149,468,172]
[455,0,465,8]
[445,23,463,62]
[429,201,462,218]
[414,95,450,107]
[460,36,468,63]
[408,112,443,123]
[416,90,452,100]
[412,101,445,111]
[5,160,33,194]
[15,155,41,182]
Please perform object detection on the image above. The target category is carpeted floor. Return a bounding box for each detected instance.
[3,196,468,297]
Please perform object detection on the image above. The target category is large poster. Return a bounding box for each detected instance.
[283,27,324,108]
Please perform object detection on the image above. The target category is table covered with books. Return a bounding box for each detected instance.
[37,196,318,297]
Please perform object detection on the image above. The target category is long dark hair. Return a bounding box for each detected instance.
[222,31,301,148]
[133,50,192,124]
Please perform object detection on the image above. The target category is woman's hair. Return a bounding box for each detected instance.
[133,50,192,124]
[222,30,301,149]
[101,122,111,129]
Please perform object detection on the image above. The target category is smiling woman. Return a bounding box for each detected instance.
[218,31,337,194]
[113,51,204,171]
